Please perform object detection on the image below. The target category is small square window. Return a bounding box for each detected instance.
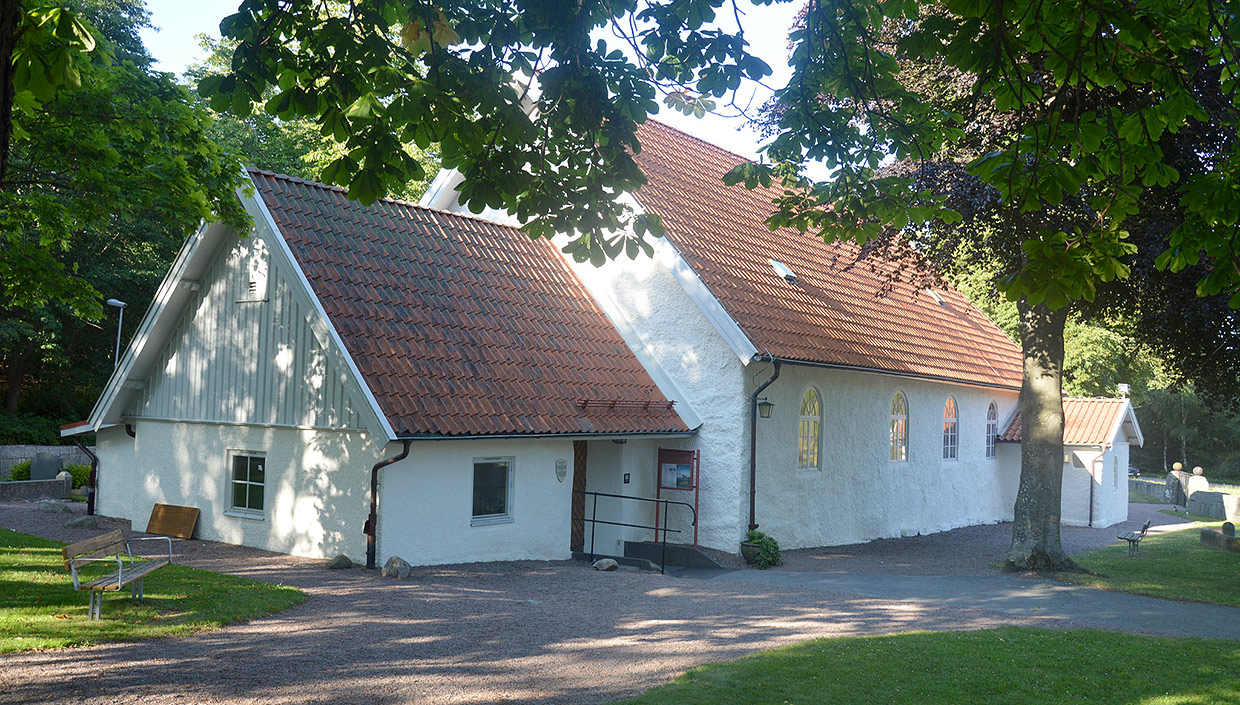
[229,453,265,515]
[472,458,513,525]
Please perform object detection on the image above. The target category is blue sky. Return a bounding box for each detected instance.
[138,0,801,160]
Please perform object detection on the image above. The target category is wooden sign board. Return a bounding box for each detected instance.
[146,503,199,539]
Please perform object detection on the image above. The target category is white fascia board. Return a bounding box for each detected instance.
[246,173,399,442]
[620,193,759,365]
[87,220,220,431]
[1109,398,1145,448]
[418,168,465,210]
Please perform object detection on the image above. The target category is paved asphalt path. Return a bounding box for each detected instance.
[670,568,1240,640]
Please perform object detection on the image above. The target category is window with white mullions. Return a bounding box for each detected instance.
[798,388,822,471]
[942,397,958,460]
[472,457,514,525]
[890,392,908,462]
[230,453,265,514]
[985,402,999,459]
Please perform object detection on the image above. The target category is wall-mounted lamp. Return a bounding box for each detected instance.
[757,398,774,419]
[105,298,127,369]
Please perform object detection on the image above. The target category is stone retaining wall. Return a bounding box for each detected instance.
[0,445,95,476]
[0,478,71,501]
[1187,491,1240,522]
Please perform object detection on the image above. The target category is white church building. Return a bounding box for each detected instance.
[63,120,1136,566]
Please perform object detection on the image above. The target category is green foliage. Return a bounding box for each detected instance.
[182,35,438,202]
[0,529,303,652]
[64,464,90,488]
[1135,389,1240,479]
[204,0,776,260]
[614,628,1240,705]
[1,0,249,420]
[743,529,782,569]
[1061,521,1240,607]
[5,460,30,481]
[0,413,61,445]
[4,462,87,487]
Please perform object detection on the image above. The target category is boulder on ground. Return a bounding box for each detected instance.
[326,554,353,570]
[592,558,619,571]
[37,500,72,513]
[64,515,98,529]
[381,556,412,578]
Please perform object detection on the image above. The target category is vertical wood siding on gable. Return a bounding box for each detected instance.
[128,234,366,430]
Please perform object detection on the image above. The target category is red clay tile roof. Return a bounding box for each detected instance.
[631,120,1023,389]
[999,397,1130,445]
[249,169,689,437]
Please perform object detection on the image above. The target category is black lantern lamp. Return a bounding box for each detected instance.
[757,398,774,419]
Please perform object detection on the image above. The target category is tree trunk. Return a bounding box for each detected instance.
[1005,300,1080,572]
[3,352,27,412]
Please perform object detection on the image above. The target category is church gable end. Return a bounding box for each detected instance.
[128,229,368,432]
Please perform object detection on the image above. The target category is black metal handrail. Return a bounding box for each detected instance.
[572,490,697,574]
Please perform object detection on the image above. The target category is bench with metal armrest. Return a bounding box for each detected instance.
[62,529,173,619]
[1118,520,1152,557]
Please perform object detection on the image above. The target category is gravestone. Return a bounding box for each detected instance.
[29,452,63,481]
[1224,522,1236,538]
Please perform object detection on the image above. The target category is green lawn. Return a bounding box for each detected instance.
[1059,521,1240,607]
[613,628,1240,705]
[1129,490,1165,504]
[0,528,304,653]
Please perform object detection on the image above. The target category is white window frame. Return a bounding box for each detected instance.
[942,396,959,461]
[471,456,515,526]
[985,402,999,460]
[225,450,266,520]
[798,388,822,471]
[890,392,908,462]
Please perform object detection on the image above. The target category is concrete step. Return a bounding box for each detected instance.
[623,541,724,570]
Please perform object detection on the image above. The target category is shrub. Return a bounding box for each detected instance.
[64,464,91,489]
[744,529,783,569]
[5,460,30,481]
[4,460,90,488]
[0,413,62,445]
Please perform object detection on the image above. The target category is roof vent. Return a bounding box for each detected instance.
[769,259,797,284]
[925,289,946,307]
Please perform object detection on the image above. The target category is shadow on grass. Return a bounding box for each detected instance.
[0,529,303,653]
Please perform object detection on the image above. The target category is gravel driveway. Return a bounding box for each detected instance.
[0,501,1173,705]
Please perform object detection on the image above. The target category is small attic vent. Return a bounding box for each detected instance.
[246,280,259,295]
[769,259,797,284]
[925,289,946,307]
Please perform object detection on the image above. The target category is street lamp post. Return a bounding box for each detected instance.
[105,299,127,369]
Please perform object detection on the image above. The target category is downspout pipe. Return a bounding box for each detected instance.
[365,439,411,569]
[748,360,782,531]
[75,439,98,516]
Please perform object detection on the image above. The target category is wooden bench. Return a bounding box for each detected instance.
[1118,520,1152,557]
[62,529,173,620]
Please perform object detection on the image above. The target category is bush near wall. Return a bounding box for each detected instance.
[0,414,63,446]
[4,462,90,489]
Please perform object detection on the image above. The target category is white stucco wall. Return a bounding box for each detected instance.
[566,248,750,553]
[1060,442,1129,528]
[377,438,576,566]
[94,418,381,559]
[577,438,698,557]
[751,363,1021,549]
